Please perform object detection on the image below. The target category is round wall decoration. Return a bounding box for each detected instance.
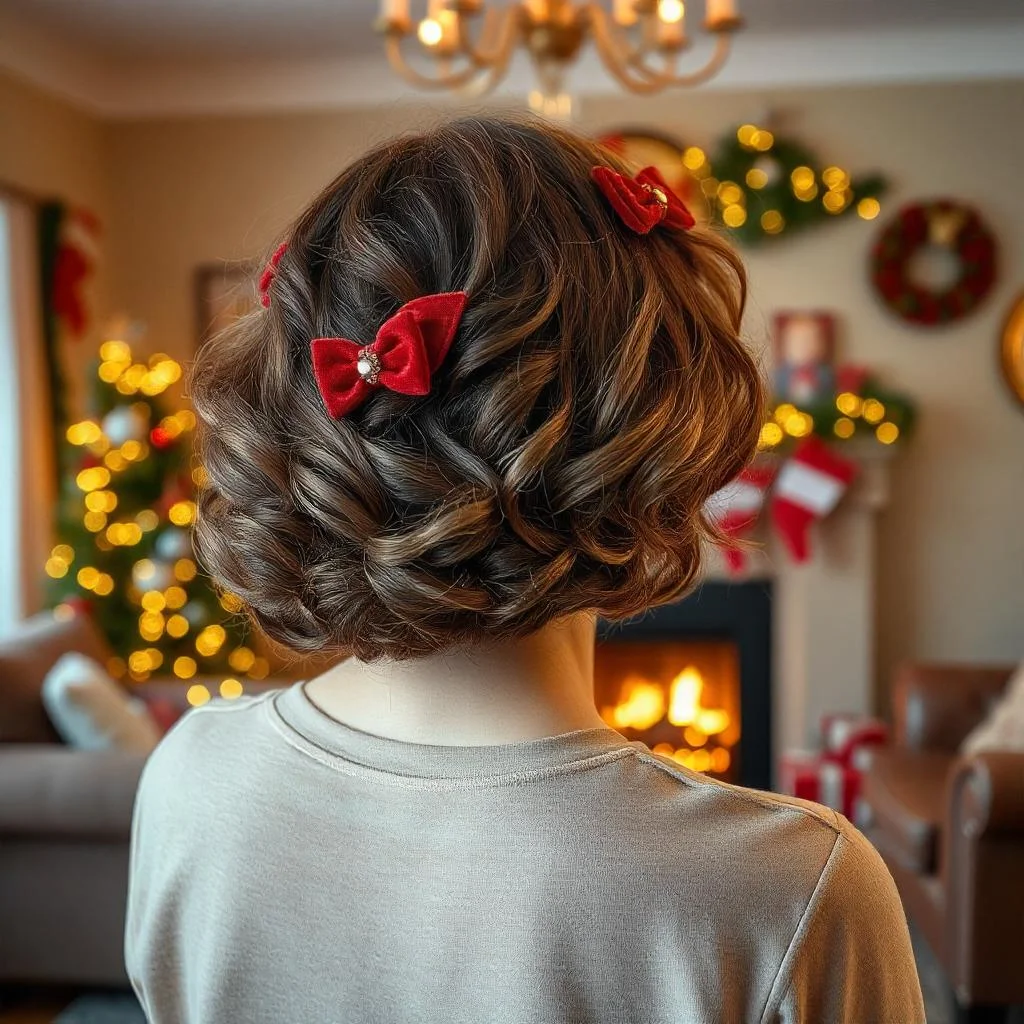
[870,199,997,326]
[1000,291,1024,408]
[597,129,710,226]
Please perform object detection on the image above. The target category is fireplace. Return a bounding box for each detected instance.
[596,581,772,790]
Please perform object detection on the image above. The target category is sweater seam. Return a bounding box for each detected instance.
[264,697,640,790]
[758,830,846,1024]
[630,747,842,833]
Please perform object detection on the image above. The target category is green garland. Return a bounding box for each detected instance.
[697,123,888,246]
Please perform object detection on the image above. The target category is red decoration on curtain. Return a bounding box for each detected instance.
[311,291,468,419]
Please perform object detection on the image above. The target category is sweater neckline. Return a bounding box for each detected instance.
[270,679,634,780]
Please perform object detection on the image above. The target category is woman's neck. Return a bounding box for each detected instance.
[302,611,611,746]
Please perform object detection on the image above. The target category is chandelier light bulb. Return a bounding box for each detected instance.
[418,17,444,46]
[659,0,685,24]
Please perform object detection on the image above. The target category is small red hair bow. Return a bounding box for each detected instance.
[259,242,288,307]
[310,291,468,419]
[591,165,696,234]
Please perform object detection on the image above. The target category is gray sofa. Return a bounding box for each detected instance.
[0,612,282,988]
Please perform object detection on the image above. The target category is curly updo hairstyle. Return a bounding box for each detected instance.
[191,115,766,662]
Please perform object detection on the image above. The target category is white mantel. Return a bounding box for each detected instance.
[702,442,897,780]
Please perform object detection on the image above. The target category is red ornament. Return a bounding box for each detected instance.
[150,425,174,449]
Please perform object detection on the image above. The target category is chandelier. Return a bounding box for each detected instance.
[375,0,744,110]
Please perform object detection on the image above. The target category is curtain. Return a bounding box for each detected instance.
[0,196,56,635]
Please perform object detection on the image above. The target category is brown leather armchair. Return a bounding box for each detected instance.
[861,663,1024,1024]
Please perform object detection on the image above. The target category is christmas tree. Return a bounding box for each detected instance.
[44,329,269,696]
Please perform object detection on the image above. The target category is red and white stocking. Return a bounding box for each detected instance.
[771,435,857,563]
[705,465,776,574]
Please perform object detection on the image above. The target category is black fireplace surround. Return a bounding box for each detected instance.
[597,581,773,791]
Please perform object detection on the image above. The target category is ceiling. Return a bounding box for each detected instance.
[1,0,1022,116]
[5,0,1024,61]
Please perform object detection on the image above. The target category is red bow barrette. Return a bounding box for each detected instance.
[259,242,289,307]
[591,165,696,235]
[310,291,468,419]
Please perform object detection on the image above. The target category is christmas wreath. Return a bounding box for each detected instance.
[870,200,997,326]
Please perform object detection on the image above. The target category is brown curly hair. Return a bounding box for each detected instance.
[190,114,766,661]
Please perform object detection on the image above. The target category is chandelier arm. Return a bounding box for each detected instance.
[455,49,517,99]
[585,4,662,80]
[590,21,733,94]
[384,33,488,90]
[457,6,519,68]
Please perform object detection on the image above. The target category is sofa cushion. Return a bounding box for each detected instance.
[0,612,113,743]
[961,660,1024,754]
[42,653,161,754]
[861,748,951,874]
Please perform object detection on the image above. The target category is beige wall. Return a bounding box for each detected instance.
[10,72,1024,698]
[0,71,111,411]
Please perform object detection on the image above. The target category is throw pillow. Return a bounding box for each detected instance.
[960,661,1024,755]
[41,652,161,754]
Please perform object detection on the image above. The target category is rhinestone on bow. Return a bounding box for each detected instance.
[356,347,381,384]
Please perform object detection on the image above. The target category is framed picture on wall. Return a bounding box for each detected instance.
[772,312,837,406]
[194,262,258,348]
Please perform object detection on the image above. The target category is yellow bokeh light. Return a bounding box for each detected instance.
[169,500,197,526]
[121,440,144,461]
[857,197,881,220]
[862,398,886,424]
[750,129,774,152]
[784,412,814,437]
[141,590,166,612]
[83,510,108,532]
[191,465,209,487]
[228,646,256,672]
[682,146,707,171]
[176,410,197,431]
[165,585,188,609]
[758,422,784,448]
[174,656,198,680]
[136,509,159,531]
[717,181,743,206]
[98,361,123,383]
[248,657,270,680]
[100,340,131,363]
[760,210,785,234]
[835,391,863,417]
[773,402,797,424]
[128,650,152,674]
[658,0,684,21]
[77,566,100,589]
[186,683,211,706]
[195,624,227,657]
[790,166,815,191]
[833,417,856,439]
[220,678,244,700]
[167,613,190,638]
[710,747,731,773]
[745,167,768,190]
[93,574,115,596]
[822,166,850,191]
[175,558,198,582]
[823,190,849,214]
[876,422,900,445]
[76,467,111,492]
[722,204,747,228]
[219,591,244,613]
[45,557,69,579]
[103,450,129,472]
[66,420,102,445]
[736,123,758,147]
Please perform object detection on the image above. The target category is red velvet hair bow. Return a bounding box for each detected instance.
[591,165,696,234]
[259,242,288,308]
[310,291,468,419]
